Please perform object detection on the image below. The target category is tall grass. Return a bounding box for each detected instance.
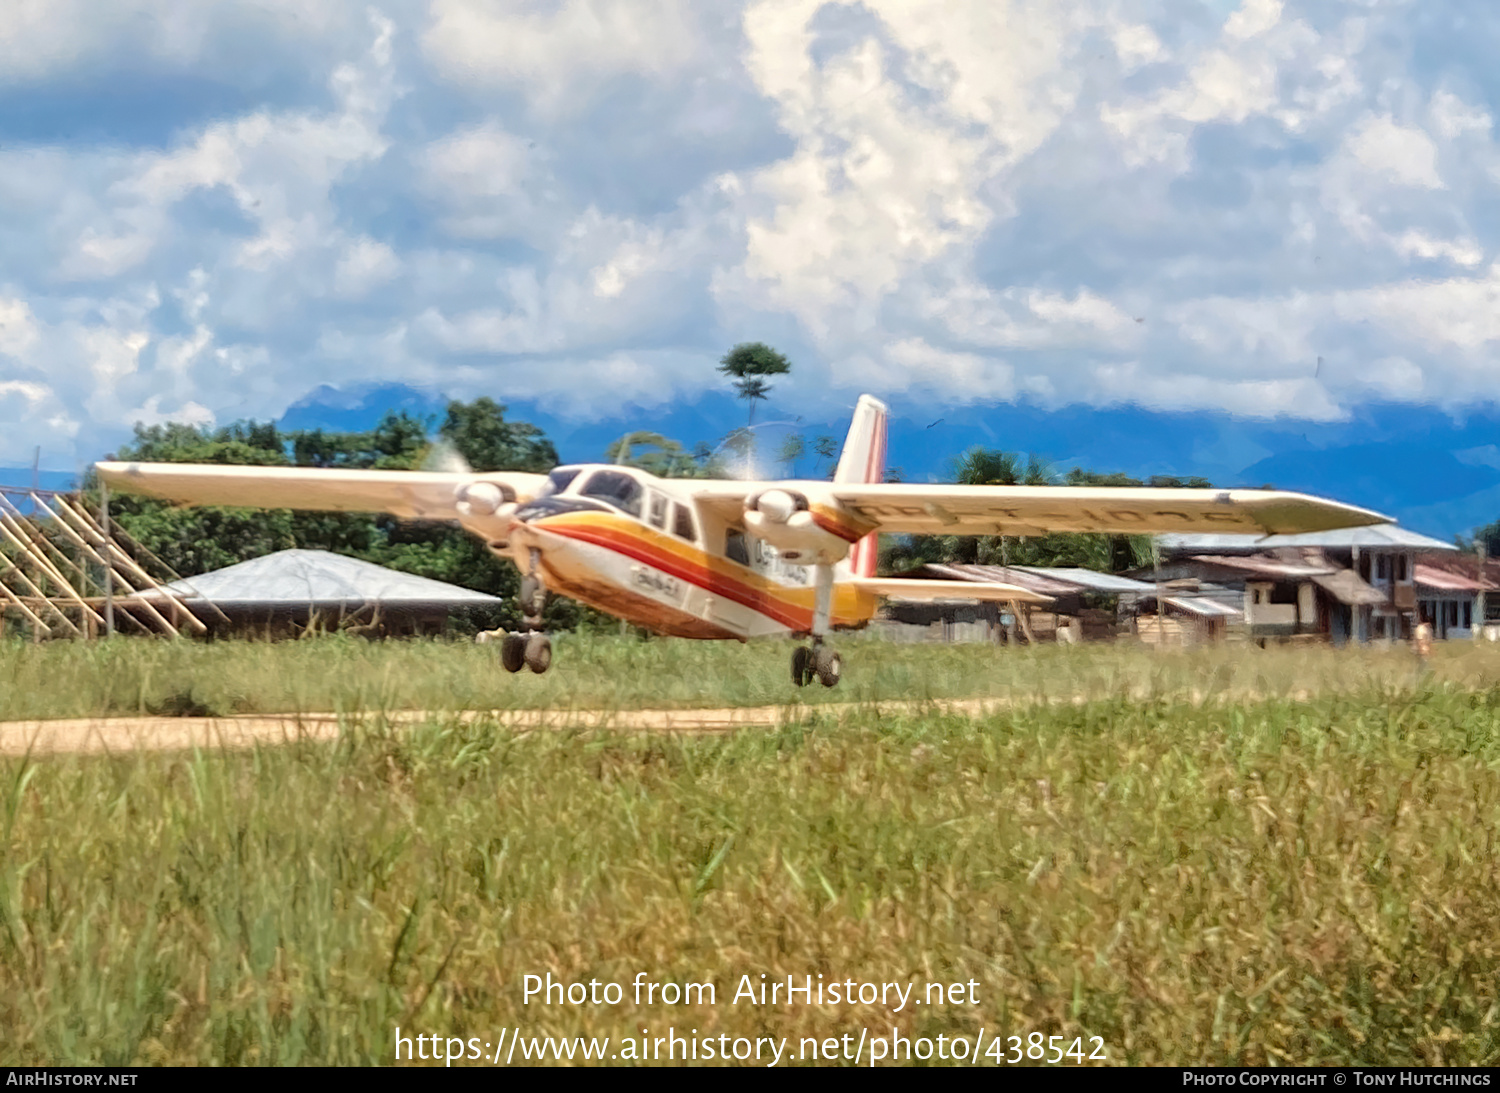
[4,633,1499,720]
[2,677,1499,1064]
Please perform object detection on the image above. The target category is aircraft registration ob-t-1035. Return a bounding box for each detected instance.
[96,395,1388,688]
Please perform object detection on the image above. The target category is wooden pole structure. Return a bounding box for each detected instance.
[100,481,114,637]
[1479,540,1488,640]
[51,496,190,636]
[20,496,153,635]
[94,517,231,628]
[0,543,79,636]
[0,563,51,635]
[1153,536,1165,650]
[0,513,105,631]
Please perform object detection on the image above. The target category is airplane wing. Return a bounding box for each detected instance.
[843,577,1052,605]
[695,482,1389,537]
[94,461,550,519]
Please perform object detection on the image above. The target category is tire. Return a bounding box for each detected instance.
[500,632,526,673]
[791,646,813,687]
[813,646,842,688]
[524,633,552,674]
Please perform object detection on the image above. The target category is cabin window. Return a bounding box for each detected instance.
[725,528,750,565]
[1375,556,1390,581]
[672,503,697,543]
[1397,555,1410,582]
[579,471,643,518]
[1464,601,1473,629]
[648,492,668,529]
[1269,584,1297,605]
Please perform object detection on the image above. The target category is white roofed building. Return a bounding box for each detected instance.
[127,549,503,638]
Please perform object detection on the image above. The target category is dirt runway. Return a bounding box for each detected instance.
[0,698,1026,757]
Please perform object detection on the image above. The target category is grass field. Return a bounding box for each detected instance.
[2,638,1499,1066]
[6,631,1500,719]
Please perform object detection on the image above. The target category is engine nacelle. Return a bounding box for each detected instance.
[456,480,519,542]
[743,489,851,564]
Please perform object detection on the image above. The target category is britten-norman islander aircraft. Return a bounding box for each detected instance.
[96,396,1387,688]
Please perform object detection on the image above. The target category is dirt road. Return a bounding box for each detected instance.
[0,698,1026,757]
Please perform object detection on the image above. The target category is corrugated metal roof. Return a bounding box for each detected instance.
[1162,596,1242,618]
[1414,564,1498,593]
[1187,554,1334,579]
[1159,525,1455,552]
[1012,566,1155,592]
[132,549,503,607]
[1310,570,1387,606]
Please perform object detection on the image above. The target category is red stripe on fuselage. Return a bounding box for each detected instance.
[538,518,837,631]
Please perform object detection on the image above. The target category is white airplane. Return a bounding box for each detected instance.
[95,396,1387,687]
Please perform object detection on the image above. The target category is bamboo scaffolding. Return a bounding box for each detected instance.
[78,505,232,628]
[19,495,155,635]
[0,510,107,630]
[0,562,52,635]
[47,497,191,636]
[8,496,153,636]
[0,542,79,636]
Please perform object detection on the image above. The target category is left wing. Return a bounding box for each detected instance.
[695,481,1389,538]
[95,461,550,519]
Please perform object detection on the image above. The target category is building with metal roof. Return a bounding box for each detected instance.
[1010,566,1154,594]
[129,549,503,637]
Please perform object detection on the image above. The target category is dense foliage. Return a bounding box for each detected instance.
[87,402,595,633]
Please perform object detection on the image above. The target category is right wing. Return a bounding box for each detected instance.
[94,461,550,519]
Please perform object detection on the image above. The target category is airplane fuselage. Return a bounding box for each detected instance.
[464,464,876,640]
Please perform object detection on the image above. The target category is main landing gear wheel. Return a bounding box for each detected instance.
[500,632,526,673]
[791,645,841,688]
[812,645,842,688]
[791,646,814,687]
[524,633,552,674]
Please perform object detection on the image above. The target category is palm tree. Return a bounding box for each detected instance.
[718,342,791,427]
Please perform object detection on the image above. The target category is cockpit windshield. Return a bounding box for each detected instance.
[536,467,583,499]
[578,470,644,518]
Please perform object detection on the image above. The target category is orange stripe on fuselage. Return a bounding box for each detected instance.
[534,511,873,631]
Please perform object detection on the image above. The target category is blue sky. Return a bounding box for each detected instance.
[3,1,1500,538]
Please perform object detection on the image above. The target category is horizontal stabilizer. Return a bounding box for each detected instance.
[844,577,1052,605]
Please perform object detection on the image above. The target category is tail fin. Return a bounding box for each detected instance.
[834,395,887,578]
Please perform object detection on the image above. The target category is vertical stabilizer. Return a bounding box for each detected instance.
[833,395,887,578]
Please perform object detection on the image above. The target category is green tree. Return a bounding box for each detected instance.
[776,434,806,477]
[604,431,702,477]
[718,342,791,427]
[1464,519,1500,557]
[85,402,604,632]
[439,398,557,473]
[812,434,838,478]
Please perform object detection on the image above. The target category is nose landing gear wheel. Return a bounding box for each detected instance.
[524,633,552,674]
[791,646,813,687]
[812,646,842,688]
[500,632,526,673]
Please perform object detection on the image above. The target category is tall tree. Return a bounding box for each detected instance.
[776,434,806,477]
[439,398,558,473]
[718,342,791,427]
[604,431,702,477]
